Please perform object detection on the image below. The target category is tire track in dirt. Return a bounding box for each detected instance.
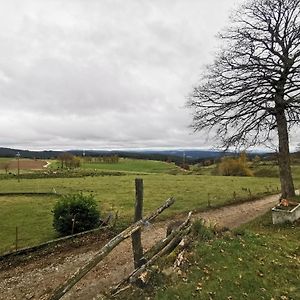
[0,194,279,300]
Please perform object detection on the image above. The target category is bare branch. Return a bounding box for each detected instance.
[188,0,300,149]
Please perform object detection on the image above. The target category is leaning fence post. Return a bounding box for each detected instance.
[131,178,144,269]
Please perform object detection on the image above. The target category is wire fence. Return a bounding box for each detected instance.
[0,190,61,255]
[0,222,56,255]
[0,205,118,256]
[0,184,281,255]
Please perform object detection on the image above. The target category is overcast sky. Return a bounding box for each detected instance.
[0,0,298,151]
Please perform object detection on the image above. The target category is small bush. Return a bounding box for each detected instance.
[217,152,253,176]
[53,193,100,236]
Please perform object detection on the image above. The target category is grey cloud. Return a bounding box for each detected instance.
[2,0,290,151]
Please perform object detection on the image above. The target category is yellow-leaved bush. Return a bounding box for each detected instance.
[217,152,253,177]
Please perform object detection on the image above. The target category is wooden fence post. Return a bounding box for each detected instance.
[131,178,144,269]
[71,215,76,235]
[15,226,18,251]
[207,193,211,208]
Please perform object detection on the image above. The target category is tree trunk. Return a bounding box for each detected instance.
[275,109,295,198]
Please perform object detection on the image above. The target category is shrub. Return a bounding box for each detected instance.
[53,193,100,236]
[217,152,253,176]
[58,153,81,169]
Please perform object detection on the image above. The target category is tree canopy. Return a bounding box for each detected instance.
[188,0,300,197]
[189,0,300,146]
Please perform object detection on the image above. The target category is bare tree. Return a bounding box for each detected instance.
[188,0,300,198]
[58,153,81,169]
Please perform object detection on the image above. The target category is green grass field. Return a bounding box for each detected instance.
[1,158,300,255]
[0,195,57,253]
[49,158,181,174]
[0,173,281,254]
[82,158,181,174]
[0,157,11,162]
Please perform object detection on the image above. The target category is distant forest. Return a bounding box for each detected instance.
[0,147,277,165]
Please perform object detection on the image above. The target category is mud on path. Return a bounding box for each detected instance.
[0,194,280,300]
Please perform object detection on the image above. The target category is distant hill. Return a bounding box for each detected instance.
[0,147,267,163]
[58,149,236,162]
[141,149,230,160]
[0,147,63,159]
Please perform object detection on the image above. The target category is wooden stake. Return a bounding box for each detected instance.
[71,216,75,235]
[131,179,144,269]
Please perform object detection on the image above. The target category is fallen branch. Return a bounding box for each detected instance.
[111,212,192,295]
[145,212,192,260]
[129,225,192,285]
[50,197,175,300]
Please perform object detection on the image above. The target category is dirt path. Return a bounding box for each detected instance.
[0,194,279,300]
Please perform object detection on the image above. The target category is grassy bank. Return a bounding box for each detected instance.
[119,211,300,300]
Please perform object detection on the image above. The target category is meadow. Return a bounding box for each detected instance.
[0,158,11,162]
[0,157,299,254]
[50,158,181,174]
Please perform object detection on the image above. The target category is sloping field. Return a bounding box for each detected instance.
[80,158,180,174]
